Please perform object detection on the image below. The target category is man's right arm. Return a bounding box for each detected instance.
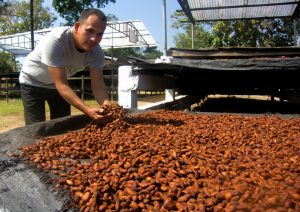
[48,66,108,121]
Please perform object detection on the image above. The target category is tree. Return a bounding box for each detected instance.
[257,19,295,47]
[0,0,57,35]
[142,46,163,60]
[173,25,213,49]
[0,0,9,14]
[171,10,297,48]
[0,0,56,73]
[211,19,295,47]
[104,47,143,61]
[52,0,116,25]
[104,46,163,61]
[171,11,213,49]
[0,51,15,73]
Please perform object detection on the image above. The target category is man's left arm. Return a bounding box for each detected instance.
[90,68,110,105]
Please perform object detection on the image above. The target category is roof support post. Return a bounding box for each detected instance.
[118,66,138,109]
[111,29,115,101]
[165,89,175,102]
[294,18,298,46]
[30,0,34,50]
[163,0,168,56]
[191,23,194,49]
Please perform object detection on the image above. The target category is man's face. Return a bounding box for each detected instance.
[74,14,106,51]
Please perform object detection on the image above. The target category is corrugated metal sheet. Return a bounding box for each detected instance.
[102,20,157,49]
[178,0,300,22]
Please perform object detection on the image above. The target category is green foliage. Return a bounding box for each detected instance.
[104,46,163,61]
[0,0,9,14]
[0,51,14,73]
[211,19,295,47]
[52,0,116,25]
[171,10,298,48]
[104,47,144,61]
[142,47,163,60]
[171,11,213,49]
[107,13,118,22]
[0,0,57,35]
[171,11,189,30]
[174,24,213,49]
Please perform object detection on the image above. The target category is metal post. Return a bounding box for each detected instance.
[111,46,114,101]
[30,0,34,50]
[294,18,298,46]
[12,54,16,72]
[192,23,194,49]
[163,0,167,56]
[5,78,8,103]
[111,29,114,101]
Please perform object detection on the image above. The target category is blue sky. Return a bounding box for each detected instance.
[43,0,182,52]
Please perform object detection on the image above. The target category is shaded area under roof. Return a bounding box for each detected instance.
[177,0,300,23]
[0,20,157,57]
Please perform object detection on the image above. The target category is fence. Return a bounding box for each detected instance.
[0,73,165,103]
[0,73,118,102]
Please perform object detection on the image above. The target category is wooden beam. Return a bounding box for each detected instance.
[169,47,300,59]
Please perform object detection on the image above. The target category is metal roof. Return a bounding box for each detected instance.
[0,20,157,57]
[177,0,300,23]
[102,20,157,49]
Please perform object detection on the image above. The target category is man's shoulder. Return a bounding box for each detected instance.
[93,44,103,53]
[90,45,104,58]
[49,26,72,38]
[39,26,72,48]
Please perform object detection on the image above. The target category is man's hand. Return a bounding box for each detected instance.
[86,107,113,125]
[103,99,111,106]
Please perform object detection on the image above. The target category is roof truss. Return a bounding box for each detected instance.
[0,20,157,56]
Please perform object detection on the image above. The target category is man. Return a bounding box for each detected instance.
[19,8,111,125]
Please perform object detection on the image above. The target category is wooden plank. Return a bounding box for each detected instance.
[169,57,300,71]
[169,47,300,59]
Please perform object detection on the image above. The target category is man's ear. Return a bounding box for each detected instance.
[74,22,80,32]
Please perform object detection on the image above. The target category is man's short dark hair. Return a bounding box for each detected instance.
[79,8,107,24]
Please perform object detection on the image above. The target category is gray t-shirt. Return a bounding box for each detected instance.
[19,27,105,89]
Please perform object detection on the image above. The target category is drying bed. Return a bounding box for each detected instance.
[8,108,300,211]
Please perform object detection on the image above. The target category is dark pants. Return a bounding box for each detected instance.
[20,84,71,125]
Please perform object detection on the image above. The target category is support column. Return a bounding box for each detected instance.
[118,66,139,108]
[30,0,34,50]
[165,89,175,102]
[162,0,168,56]
[294,18,297,46]
[192,23,194,49]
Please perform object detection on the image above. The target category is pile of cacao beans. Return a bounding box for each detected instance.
[18,108,300,211]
